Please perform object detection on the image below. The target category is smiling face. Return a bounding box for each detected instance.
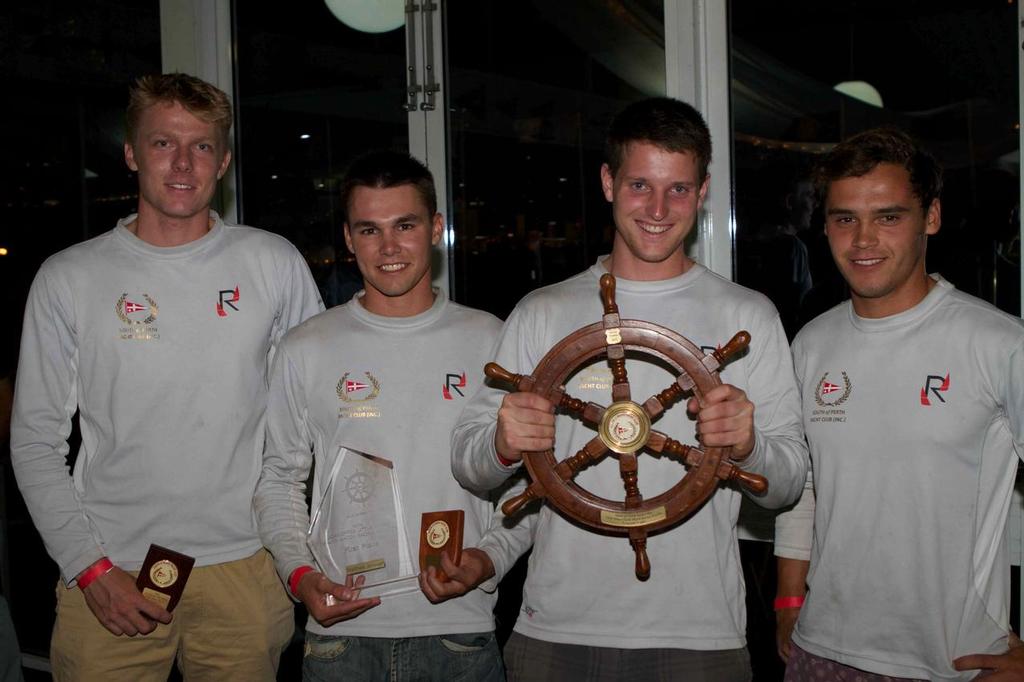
[124,100,231,240]
[601,141,709,281]
[824,162,941,318]
[344,183,443,317]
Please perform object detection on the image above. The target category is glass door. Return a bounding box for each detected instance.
[234,0,417,307]
[730,1,1020,335]
[443,0,666,318]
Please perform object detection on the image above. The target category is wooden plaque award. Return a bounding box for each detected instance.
[486,273,767,580]
[419,510,464,581]
[135,544,195,612]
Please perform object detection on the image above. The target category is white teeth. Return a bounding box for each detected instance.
[854,258,884,266]
[638,222,670,234]
[169,184,192,189]
[380,263,406,272]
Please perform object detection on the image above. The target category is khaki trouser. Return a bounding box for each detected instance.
[51,549,294,682]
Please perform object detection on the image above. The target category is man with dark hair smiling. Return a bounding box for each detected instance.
[774,127,1024,681]
[255,150,512,681]
[453,97,808,681]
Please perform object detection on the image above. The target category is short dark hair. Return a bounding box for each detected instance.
[814,127,942,212]
[605,97,712,181]
[340,150,437,219]
[126,73,232,145]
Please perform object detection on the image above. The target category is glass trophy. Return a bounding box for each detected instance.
[307,447,419,598]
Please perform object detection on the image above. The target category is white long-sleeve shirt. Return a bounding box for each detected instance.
[11,213,323,582]
[254,292,527,638]
[452,259,808,649]
[776,277,1024,681]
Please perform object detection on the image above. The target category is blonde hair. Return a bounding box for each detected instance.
[125,73,232,144]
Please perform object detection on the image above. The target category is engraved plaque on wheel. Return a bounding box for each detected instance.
[307,447,418,598]
[419,510,464,582]
[135,544,195,612]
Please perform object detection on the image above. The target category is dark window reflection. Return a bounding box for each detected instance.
[446,0,665,319]
[0,0,161,659]
[732,0,1020,335]
[235,2,408,307]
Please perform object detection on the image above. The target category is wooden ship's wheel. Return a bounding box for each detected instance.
[486,273,767,580]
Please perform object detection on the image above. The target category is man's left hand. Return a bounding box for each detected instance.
[687,383,755,460]
[953,633,1024,680]
[419,548,495,604]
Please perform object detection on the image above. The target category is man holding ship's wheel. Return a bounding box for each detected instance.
[453,97,808,682]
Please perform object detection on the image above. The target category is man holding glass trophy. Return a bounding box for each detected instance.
[254,151,518,681]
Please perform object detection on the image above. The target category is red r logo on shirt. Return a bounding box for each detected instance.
[920,373,950,406]
[216,286,240,317]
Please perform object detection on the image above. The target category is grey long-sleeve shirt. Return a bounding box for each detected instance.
[11,214,323,583]
[254,292,528,638]
[452,259,808,649]
[778,277,1024,681]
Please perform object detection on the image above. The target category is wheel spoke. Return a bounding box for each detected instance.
[650,432,701,467]
[619,452,642,509]
[707,331,751,370]
[608,355,631,402]
[643,375,691,418]
[715,461,768,494]
[654,433,768,494]
[556,392,604,426]
[553,435,609,480]
[500,481,544,517]
[630,528,651,581]
[599,273,631,402]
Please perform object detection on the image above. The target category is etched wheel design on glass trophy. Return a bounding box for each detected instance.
[486,273,767,580]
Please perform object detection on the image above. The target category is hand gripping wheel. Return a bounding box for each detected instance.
[486,273,767,580]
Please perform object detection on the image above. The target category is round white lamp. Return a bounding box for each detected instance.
[324,0,405,33]
[833,81,884,108]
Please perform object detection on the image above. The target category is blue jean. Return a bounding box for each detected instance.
[302,631,504,682]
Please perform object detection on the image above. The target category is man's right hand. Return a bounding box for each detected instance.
[495,392,556,463]
[81,566,172,636]
[295,571,380,628]
[775,606,800,663]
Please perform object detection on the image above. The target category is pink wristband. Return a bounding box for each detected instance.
[496,451,517,467]
[288,565,316,597]
[77,558,114,590]
[773,595,805,610]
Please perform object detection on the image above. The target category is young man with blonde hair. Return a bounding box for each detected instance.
[11,73,322,680]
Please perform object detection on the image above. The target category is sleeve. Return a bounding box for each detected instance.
[474,474,538,592]
[774,472,815,560]
[1005,335,1024,459]
[451,309,533,493]
[10,267,105,583]
[270,246,325,358]
[732,309,810,509]
[253,344,318,586]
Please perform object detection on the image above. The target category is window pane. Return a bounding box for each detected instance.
[731,1,1020,336]
[235,3,409,307]
[0,0,162,656]
[446,1,665,318]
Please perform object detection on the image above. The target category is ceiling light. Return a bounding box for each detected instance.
[833,81,884,108]
[324,0,404,33]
